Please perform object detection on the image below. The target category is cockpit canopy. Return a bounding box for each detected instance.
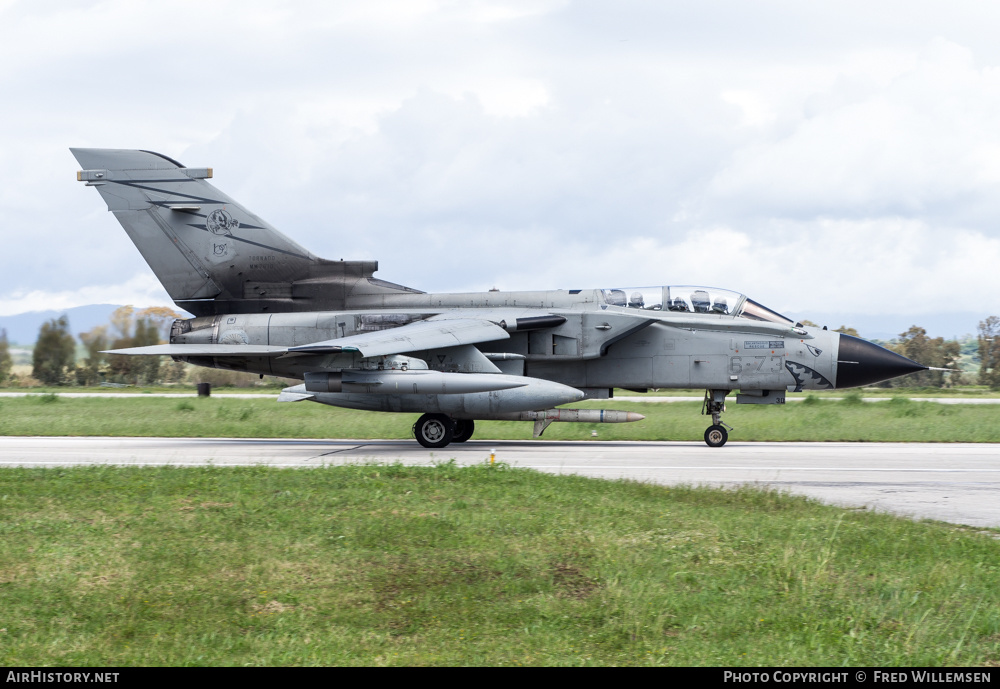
[601,286,793,326]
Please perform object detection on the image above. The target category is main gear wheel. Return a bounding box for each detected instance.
[413,413,454,448]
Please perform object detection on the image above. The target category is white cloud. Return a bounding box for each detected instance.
[720,90,777,128]
[471,218,1000,319]
[463,0,570,24]
[0,274,172,317]
[2,2,1000,337]
[707,39,1000,226]
[453,79,550,117]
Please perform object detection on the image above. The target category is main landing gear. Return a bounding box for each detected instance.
[413,414,476,449]
[452,419,475,444]
[702,390,734,448]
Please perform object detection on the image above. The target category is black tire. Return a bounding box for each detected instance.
[704,425,728,448]
[452,419,475,443]
[414,413,454,449]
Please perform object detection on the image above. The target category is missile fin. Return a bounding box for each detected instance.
[533,418,554,437]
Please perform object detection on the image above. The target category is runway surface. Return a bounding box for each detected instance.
[2,437,999,528]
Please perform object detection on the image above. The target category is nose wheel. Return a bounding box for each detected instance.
[413,413,454,448]
[702,390,734,447]
[704,425,728,447]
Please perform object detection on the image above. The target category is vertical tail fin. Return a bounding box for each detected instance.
[74,148,418,316]
[71,148,321,307]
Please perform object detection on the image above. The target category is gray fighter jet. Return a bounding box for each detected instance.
[72,148,928,448]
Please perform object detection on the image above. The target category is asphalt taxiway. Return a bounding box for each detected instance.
[1,437,998,528]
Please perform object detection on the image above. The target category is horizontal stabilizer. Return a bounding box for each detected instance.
[103,344,289,357]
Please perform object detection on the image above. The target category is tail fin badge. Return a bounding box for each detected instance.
[206,209,239,236]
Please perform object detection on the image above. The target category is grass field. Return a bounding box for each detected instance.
[1,394,999,442]
[1,464,998,666]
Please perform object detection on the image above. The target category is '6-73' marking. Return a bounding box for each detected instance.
[730,355,783,375]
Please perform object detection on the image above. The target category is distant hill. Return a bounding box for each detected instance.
[0,305,129,345]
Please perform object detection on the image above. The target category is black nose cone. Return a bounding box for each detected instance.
[835,334,927,389]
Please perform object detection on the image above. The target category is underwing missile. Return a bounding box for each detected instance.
[485,408,646,437]
[491,409,645,423]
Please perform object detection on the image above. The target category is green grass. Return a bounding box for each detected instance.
[1,395,999,442]
[0,465,998,666]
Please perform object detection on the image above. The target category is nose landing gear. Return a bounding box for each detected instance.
[704,424,728,448]
[702,389,734,447]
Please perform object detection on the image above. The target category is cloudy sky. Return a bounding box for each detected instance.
[2,0,999,337]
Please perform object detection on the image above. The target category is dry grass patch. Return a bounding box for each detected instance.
[250,600,296,615]
[551,563,600,600]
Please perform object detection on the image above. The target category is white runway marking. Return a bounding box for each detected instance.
[1,437,998,528]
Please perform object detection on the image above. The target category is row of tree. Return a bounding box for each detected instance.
[0,328,11,385]
[75,306,184,386]
[0,306,184,387]
[885,326,961,388]
[870,320,1000,389]
[979,316,1000,389]
[2,311,1000,389]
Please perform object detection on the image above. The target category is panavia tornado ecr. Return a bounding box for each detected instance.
[72,148,929,448]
